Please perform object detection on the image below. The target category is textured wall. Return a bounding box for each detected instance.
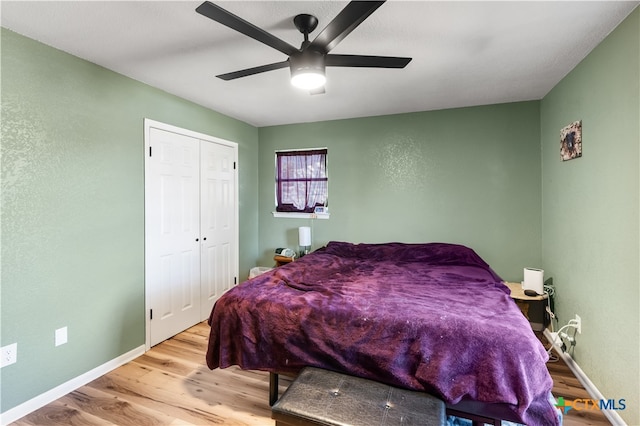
[257,101,542,281]
[0,28,258,413]
[541,8,639,424]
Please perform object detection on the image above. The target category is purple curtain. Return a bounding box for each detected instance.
[276,149,328,213]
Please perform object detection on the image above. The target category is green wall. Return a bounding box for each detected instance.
[257,102,542,281]
[540,8,639,424]
[0,28,259,413]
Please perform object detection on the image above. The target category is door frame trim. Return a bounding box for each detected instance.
[143,118,239,350]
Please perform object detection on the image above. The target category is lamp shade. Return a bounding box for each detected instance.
[298,226,311,247]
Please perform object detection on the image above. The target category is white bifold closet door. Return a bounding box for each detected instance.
[145,121,237,348]
[200,140,236,318]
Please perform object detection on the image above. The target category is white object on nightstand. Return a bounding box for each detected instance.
[523,267,544,294]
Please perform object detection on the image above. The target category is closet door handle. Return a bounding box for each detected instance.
[203,237,207,241]
[196,238,199,242]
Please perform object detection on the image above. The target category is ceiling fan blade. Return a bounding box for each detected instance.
[325,54,412,68]
[309,1,385,54]
[216,61,290,81]
[196,1,299,57]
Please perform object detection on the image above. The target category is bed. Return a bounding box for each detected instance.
[205,241,560,425]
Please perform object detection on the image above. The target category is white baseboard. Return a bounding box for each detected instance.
[543,329,627,426]
[0,345,145,426]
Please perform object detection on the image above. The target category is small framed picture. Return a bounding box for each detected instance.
[560,120,582,161]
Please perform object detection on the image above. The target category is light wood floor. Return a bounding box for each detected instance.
[545,346,611,425]
[11,322,610,425]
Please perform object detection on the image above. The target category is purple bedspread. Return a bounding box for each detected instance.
[206,241,559,425]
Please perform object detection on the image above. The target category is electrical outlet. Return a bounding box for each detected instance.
[55,327,68,346]
[575,315,581,334]
[1,343,17,368]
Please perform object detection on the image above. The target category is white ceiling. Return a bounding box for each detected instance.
[2,1,638,127]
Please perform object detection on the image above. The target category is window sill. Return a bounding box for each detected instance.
[272,212,330,220]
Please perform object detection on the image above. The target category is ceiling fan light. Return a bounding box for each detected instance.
[290,50,326,90]
[291,70,326,90]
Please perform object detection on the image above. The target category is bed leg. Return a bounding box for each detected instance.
[446,407,501,426]
[269,372,279,406]
[472,420,499,426]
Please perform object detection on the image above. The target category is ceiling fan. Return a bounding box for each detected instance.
[195,1,412,93]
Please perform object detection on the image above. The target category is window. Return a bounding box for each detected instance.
[275,148,328,213]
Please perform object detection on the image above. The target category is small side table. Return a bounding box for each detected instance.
[505,282,549,331]
[274,255,294,267]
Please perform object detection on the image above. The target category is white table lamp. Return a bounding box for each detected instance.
[298,226,311,257]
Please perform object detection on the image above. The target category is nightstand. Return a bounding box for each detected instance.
[274,255,294,267]
[505,282,549,331]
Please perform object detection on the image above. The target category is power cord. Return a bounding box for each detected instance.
[563,319,579,357]
[546,322,579,362]
[543,284,556,331]
[541,281,581,362]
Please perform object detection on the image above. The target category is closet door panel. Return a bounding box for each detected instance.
[146,128,201,346]
[200,141,236,320]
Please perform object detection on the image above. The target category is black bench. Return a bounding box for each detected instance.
[271,367,446,426]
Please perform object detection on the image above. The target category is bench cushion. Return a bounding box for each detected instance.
[272,367,446,426]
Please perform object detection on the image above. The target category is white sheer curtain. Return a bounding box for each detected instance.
[277,149,327,212]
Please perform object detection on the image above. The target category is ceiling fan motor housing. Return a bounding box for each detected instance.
[289,49,326,89]
[290,49,325,75]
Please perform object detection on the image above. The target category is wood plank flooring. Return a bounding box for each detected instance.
[545,351,611,426]
[11,322,610,425]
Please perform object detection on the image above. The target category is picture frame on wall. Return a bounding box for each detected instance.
[560,120,582,161]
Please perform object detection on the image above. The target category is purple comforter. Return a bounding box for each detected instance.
[206,241,559,425]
